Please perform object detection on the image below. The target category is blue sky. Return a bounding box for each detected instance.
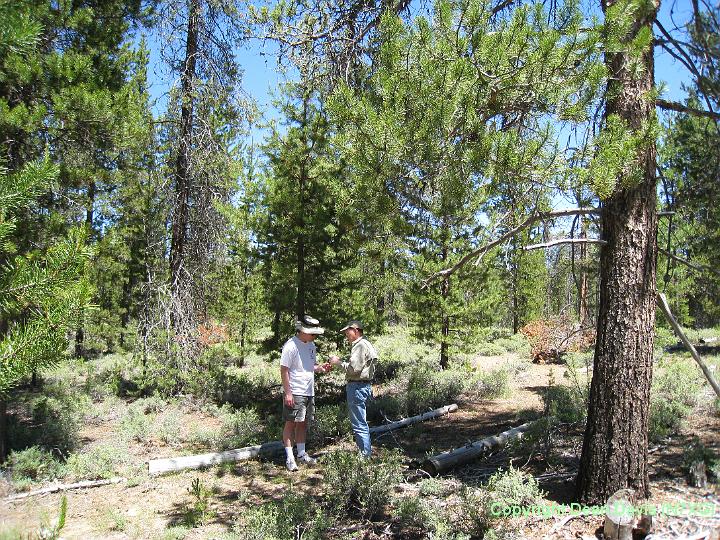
[143,0,697,142]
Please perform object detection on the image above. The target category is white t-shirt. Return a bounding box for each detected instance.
[280,336,317,396]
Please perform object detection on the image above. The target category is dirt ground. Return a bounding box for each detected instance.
[1,355,718,539]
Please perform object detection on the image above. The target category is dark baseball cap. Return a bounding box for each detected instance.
[339,320,363,332]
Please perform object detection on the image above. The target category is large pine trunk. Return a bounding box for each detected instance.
[170,0,200,293]
[576,0,659,504]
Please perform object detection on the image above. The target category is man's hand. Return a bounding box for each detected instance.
[284,393,294,407]
[329,355,341,365]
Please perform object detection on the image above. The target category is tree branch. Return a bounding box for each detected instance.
[656,98,720,120]
[660,248,720,279]
[523,238,608,251]
[425,208,603,286]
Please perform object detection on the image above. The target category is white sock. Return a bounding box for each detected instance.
[285,447,295,462]
[296,443,306,457]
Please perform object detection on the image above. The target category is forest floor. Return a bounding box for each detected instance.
[1,352,719,539]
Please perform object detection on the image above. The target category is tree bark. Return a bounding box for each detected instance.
[0,398,6,462]
[295,92,309,319]
[576,0,659,504]
[75,180,95,358]
[170,0,200,295]
[440,240,450,368]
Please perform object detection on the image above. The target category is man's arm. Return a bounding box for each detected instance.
[280,366,293,407]
[329,343,366,377]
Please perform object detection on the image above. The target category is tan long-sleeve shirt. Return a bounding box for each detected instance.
[341,336,377,382]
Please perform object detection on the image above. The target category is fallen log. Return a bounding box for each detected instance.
[149,404,459,475]
[149,441,285,476]
[6,477,126,501]
[369,404,458,436]
[422,422,532,475]
[658,293,720,398]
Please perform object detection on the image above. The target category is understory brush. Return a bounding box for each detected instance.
[6,446,65,489]
[649,356,705,441]
[683,438,720,483]
[458,467,545,538]
[234,451,402,538]
[236,492,331,540]
[393,495,467,540]
[7,381,89,455]
[310,403,351,445]
[322,450,404,518]
[64,442,133,481]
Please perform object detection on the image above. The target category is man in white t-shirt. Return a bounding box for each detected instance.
[280,315,329,472]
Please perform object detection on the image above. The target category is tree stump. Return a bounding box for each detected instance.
[688,460,708,488]
[603,489,634,540]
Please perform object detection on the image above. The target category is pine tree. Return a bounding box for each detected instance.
[0,160,92,459]
[258,82,354,348]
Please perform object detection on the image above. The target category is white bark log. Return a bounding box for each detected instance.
[6,477,126,501]
[369,404,458,435]
[148,441,284,476]
[148,404,458,476]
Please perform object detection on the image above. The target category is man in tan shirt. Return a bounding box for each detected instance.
[329,320,377,457]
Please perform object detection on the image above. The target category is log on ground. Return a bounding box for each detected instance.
[369,404,458,436]
[148,441,285,476]
[148,404,459,475]
[422,422,532,475]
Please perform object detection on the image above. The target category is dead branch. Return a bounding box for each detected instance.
[5,477,126,501]
[426,208,603,286]
[657,293,720,398]
[660,249,720,279]
[524,238,608,251]
[656,98,720,121]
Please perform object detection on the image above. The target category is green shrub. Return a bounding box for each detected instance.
[64,443,129,480]
[417,478,453,497]
[476,342,507,356]
[496,334,531,355]
[237,493,331,540]
[182,478,216,527]
[479,327,513,342]
[459,467,544,537]
[405,364,470,415]
[649,397,690,442]
[322,450,403,518]
[543,383,587,423]
[649,358,704,441]
[475,368,511,399]
[393,496,466,540]
[199,342,243,368]
[367,393,405,423]
[217,406,263,449]
[373,328,435,381]
[655,326,676,351]
[119,405,154,443]
[156,410,183,446]
[188,426,223,449]
[8,391,87,455]
[310,403,351,445]
[209,364,279,407]
[8,446,64,484]
[682,438,719,482]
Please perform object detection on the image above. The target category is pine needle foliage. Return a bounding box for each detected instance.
[0,161,92,398]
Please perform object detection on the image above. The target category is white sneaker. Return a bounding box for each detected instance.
[297,453,317,466]
[286,459,298,472]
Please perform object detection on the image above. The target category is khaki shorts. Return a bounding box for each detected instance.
[282,394,314,423]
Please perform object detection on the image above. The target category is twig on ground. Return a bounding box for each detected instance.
[5,477,126,501]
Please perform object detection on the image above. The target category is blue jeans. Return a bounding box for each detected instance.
[346,382,372,456]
